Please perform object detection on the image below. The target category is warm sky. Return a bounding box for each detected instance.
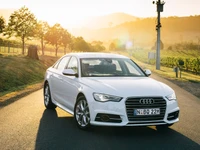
[0,0,200,27]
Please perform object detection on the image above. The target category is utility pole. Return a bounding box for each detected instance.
[153,0,165,70]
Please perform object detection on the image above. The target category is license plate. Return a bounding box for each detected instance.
[134,108,160,116]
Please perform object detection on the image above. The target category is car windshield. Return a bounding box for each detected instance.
[81,58,146,77]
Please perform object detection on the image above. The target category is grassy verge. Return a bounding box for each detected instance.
[0,54,58,98]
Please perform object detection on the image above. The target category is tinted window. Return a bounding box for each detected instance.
[80,58,145,77]
[67,57,78,74]
[56,56,70,71]
[124,60,143,76]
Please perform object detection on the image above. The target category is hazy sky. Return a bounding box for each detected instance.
[0,0,200,26]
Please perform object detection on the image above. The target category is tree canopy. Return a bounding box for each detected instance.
[45,23,64,56]
[35,21,50,55]
[61,29,72,54]
[6,6,37,54]
[0,16,5,33]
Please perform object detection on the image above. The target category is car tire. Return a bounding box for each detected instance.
[44,83,57,109]
[156,123,174,130]
[74,95,91,130]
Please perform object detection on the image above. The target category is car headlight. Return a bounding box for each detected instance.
[93,93,122,102]
[166,93,177,101]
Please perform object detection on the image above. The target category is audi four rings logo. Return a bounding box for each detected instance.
[139,98,154,104]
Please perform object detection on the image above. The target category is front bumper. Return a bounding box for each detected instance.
[89,96,179,126]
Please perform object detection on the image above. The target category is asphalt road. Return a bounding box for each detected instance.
[0,74,200,150]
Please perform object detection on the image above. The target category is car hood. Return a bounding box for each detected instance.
[79,77,174,97]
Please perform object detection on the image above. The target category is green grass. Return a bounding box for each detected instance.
[0,54,58,97]
[131,49,200,64]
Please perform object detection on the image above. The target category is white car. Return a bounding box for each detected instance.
[44,53,179,129]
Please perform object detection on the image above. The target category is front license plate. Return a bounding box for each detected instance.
[134,108,160,116]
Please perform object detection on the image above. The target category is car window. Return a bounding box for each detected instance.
[67,56,78,74]
[56,56,70,71]
[52,60,60,69]
[81,58,145,77]
[124,60,144,76]
[112,60,122,72]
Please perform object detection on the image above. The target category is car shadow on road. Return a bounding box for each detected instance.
[35,109,200,150]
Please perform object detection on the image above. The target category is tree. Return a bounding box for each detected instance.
[5,6,37,55]
[45,23,63,56]
[34,21,50,55]
[90,41,106,51]
[109,42,116,51]
[72,37,90,51]
[61,29,72,54]
[0,16,5,33]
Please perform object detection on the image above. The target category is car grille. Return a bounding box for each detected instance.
[125,97,166,122]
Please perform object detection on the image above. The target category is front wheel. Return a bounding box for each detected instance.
[44,83,57,109]
[74,96,91,129]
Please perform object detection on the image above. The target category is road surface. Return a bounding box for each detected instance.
[0,74,200,150]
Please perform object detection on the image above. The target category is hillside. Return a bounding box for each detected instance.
[79,12,138,29]
[72,15,200,47]
[0,55,57,96]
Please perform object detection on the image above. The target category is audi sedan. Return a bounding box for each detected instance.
[44,53,179,129]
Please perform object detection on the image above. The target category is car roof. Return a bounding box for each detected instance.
[66,52,129,59]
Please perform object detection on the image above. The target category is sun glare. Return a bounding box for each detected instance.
[0,0,200,28]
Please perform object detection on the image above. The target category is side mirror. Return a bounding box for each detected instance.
[144,69,151,77]
[62,69,78,77]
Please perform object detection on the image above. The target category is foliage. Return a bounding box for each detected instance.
[167,42,200,50]
[60,29,72,54]
[0,38,21,48]
[34,21,50,55]
[90,41,105,51]
[131,48,200,75]
[108,39,127,51]
[45,23,70,56]
[5,6,37,55]
[70,37,106,52]
[160,57,200,74]
[0,16,5,33]
[71,36,90,51]
[109,42,116,50]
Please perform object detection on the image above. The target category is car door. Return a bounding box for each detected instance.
[60,56,80,111]
[50,56,70,105]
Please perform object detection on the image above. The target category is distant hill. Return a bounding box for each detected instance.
[79,12,138,29]
[0,9,15,23]
[72,15,200,47]
[1,9,200,48]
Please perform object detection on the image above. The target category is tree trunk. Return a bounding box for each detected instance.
[41,38,44,55]
[22,36,25,55]
[27,45,39,60]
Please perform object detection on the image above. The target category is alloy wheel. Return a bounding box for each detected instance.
[75,99,90,127]
[44,85,50,106]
